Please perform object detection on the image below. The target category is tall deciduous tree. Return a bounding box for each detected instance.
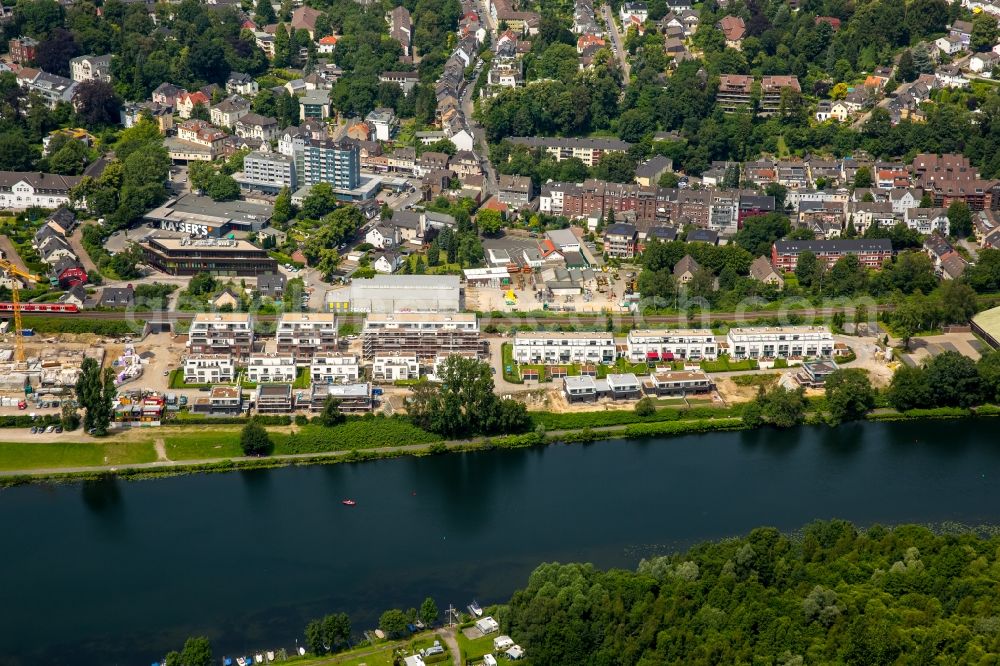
[75,357,115,435]
[824,369,875,424]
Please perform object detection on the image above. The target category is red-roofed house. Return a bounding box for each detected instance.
[317,35,338,54]
[716,16,745,49]
[577,34,606,53]
[177,91,210,119]
[815,16,840,31]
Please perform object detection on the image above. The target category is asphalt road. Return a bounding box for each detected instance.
[601,5,631,80]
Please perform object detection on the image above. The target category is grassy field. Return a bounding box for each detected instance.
[164,431,242,460]
[456,632,496,662]
[0,440,157,470]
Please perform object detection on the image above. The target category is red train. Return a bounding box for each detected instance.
[0,303,80,313]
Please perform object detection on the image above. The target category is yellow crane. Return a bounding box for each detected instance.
[0,258,43,364]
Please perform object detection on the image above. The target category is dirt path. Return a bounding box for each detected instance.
[154,438,169,462]
[436,628,462,666]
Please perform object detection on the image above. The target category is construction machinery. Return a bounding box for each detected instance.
[0,258,43,364]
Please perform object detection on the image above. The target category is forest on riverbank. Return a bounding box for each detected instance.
[506,521,1000,664]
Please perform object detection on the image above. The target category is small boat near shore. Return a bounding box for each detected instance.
[469,600,483,617]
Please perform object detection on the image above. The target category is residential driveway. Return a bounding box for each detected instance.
[69,227,99,274]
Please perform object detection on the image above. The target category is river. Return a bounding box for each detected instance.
[2,419,999,665]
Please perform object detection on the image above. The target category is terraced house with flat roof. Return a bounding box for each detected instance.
[625,329,719,362]
[275,313,338,364]
[513,332,615,365]
[188,313,255,360]
[362,313,482,361]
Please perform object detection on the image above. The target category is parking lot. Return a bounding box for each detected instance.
[902,332,985,366]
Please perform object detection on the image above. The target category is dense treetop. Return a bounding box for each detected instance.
[507,521,1000,665]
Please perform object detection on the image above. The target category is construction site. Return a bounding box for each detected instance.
[0,335,106,413]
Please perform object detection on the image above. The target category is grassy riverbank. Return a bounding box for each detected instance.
[1,404,998,486]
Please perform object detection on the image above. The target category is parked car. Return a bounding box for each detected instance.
[30,426,37,434]
[54,426,62,433]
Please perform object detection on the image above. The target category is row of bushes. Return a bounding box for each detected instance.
[0,414,62,428]
[275,416,441,455]
[531,404,742,430]
[20,316,143,336]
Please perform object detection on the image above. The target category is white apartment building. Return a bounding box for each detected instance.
[310,354,361,384]
[246,353,297,383]
[276,313,338,364]
[726,326,834,359]
[183,354,236,384]
[188,313,255,359]
[69,54,113,83]
[372,353,420,381]
[513,332,615,365]
[626,329,719,362]
[0,171,80,210]
[362,312,481,360]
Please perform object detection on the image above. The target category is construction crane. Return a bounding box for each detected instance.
[0,258,43,364]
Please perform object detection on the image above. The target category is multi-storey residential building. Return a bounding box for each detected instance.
[507,137,631,167]
[726,326,834,359]
[387,6,412,56]
[234,113,279,142]
[365,107,399,142]
[310,354,361,384]
[362,313,482,361]
[904,207,950,235]
[236,150,297,194]
[16,68,77,108]
[0,171,81,210]
[294,138,360,190]
[604,223,638,258]
[210,95,251,128]
[275,313,338,364]
[717,74,753,112]
[183,354,236,384]
[498,174,533,207]
[625,329,719,362]
[771,238,893,271]
[246,353,297,384]
[176,119,226,148]
[513,332,615,365]
[256,383,294,413]
[188,313,255,360]
[760,75,800,114]
[299,89,331,121]
[69,54,112,83]
[8,37,38,64]
[372,353,420,381]
[227,72,259,96]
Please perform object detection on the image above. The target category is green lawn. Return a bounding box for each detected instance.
[163,431,242,460]
[0,440,157,470]
[456,632,496,662]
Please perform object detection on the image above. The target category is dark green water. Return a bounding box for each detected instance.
[3,419,1000,665]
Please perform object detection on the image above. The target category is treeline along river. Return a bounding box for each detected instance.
[2,419,1000,665]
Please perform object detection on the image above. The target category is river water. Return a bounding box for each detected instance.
[2,419,999,665]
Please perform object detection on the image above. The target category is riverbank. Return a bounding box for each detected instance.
[1,403,998,487]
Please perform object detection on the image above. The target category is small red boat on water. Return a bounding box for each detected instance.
[342,499,356,506]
